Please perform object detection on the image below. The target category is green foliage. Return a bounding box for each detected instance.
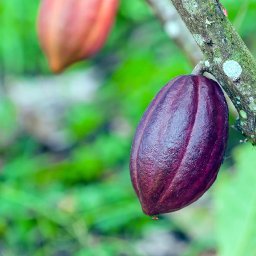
[64,103,106,141]
[0,98,17,147]
[0,0,44,74]
[215,145,256,256]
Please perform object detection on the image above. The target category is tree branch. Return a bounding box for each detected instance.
[169,0,256,144]
[146,0,202,65]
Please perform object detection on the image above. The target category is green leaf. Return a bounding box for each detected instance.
[214,144,256,256]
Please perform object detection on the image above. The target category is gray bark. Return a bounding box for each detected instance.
[146,0,256,144]
[170,0,256,144]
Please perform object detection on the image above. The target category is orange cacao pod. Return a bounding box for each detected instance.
[37,0,119,73]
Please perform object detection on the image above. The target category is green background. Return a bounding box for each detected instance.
[0,0,256,255]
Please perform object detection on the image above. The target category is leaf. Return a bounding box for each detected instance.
[214,144,256,256]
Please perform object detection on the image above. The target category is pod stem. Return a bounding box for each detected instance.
[192,61,209,75]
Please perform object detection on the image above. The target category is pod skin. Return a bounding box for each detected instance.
[130,75,229,216]
[37,0,119,73]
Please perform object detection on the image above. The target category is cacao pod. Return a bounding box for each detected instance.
[37,0,119,73]
[130,75,229,216]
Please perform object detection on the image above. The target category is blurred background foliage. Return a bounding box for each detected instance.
[0,0,255,255]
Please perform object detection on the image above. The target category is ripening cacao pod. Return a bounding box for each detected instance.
[37,0,119,73]
[130,75,229,216]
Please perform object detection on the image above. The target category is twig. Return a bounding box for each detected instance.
[146,0,202,65]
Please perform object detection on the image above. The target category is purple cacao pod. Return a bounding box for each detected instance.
[130,75,229,216]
